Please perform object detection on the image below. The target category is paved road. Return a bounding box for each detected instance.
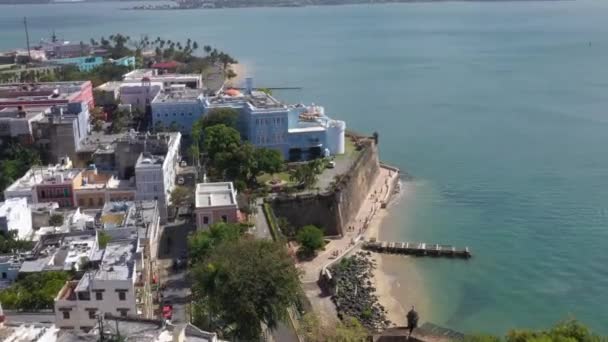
[158,219,196,324]
[252,198,272,240]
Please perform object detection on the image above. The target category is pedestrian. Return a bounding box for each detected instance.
[406,306,419,339]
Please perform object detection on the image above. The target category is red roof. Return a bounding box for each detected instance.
[152,61,180,69]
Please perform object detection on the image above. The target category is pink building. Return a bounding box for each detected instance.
[194,182,239,229]
[0,81,94,110]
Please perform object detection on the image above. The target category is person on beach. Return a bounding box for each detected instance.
[406,306,419,338]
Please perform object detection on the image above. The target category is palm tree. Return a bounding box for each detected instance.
[193,41,199,50]
[203,45,212,55]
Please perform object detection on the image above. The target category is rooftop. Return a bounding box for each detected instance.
[20,232,97,273]
[0,81,89,105]
[0,105,49,120]
[4,163,78,193]
[152,88,204,103]
[95,239,135,281]
[195,182,237,208]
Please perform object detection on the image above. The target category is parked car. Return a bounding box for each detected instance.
[327,161,336,169]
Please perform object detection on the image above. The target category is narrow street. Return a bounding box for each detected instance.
[157,218,196,324]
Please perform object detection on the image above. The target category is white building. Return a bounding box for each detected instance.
[54,239,138,331]
[0,197,33,240]
[134,132,181,223]
[123,69,202,89]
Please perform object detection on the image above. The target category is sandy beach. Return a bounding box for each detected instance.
[365,180,432,327]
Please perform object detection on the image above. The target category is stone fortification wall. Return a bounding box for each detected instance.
[269,137,380,236]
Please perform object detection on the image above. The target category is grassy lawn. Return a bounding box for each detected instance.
[334,137,360,161]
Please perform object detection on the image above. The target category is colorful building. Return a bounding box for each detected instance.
[150,87,205,132]
[0,81,94,109]
[194,182,239,230]
[52,56,136,72]
[200,79,346,160]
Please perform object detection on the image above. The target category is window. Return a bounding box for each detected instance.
[118,291,126,301]
[1,272,6,279]
[62,311,70,319]
[173,113,177,116]
[117,309,129,317]
[95,292,103,300]
[88,198,94,207]
[88,309,97,319]
[78,199,84,206]
[64,189,69,197]
[98,198,104,206]
[41,190,46,198]
[222,215,227,222]
[203,216,209,224]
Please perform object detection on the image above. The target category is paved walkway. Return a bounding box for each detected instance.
[298,166,399,283]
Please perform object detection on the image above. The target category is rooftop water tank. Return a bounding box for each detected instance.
[325,120,346,155]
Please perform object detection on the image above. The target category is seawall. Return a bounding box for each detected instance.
[268,135,380,236]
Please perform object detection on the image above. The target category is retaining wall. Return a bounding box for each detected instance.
[269,138,380,236]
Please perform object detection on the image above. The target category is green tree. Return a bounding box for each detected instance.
[296,225,325,257]
[252,148,284,179]
[170,186,193,208]
[191,238,300,340]
[200,108,239,130]
[203,124,242,160]
[187,222,244,264]
[290,163,318,189]
[463,319,607,342]
[49,214,64,227]
[0,272,70,310]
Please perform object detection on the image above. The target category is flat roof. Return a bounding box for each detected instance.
[95,240,135,281]
[152,88,204,103]
[195,182,237,208]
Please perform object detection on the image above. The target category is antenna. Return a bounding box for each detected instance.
[23,17,31,61]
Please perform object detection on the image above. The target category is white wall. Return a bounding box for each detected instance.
[0,197,32,240]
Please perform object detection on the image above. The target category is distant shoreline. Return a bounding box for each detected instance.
[0,0,569,7]
[122,0,568,11]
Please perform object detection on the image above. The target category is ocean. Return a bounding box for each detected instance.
[2,0,608,334]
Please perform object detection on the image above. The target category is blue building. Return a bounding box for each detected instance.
[201,80,345,160]
[151,87,205,132]
[151,77,345,160]
[52,56,135,72]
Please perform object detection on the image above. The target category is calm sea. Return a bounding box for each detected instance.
[2,0,608,334]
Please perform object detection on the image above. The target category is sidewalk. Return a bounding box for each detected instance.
[298,166,399,283]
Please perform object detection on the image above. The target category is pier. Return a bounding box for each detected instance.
[362,240,472,259]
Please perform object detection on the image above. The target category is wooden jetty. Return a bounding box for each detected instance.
[362,240,472,259]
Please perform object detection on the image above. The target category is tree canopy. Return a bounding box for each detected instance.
[200,108,239,131]
[0,143,42,194]
[464,320,607,342]
[170,186,194,208]
[296,225,325,257]
[0,272,71,310]
[203,124,242,161]
[187,222,245,264]
[201,124,284,187]
[190,238,301,340]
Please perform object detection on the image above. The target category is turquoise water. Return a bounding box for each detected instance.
[3,0,608,334]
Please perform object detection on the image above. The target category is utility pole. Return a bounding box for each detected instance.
[97,314,105,342]
[23,17,31,61]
